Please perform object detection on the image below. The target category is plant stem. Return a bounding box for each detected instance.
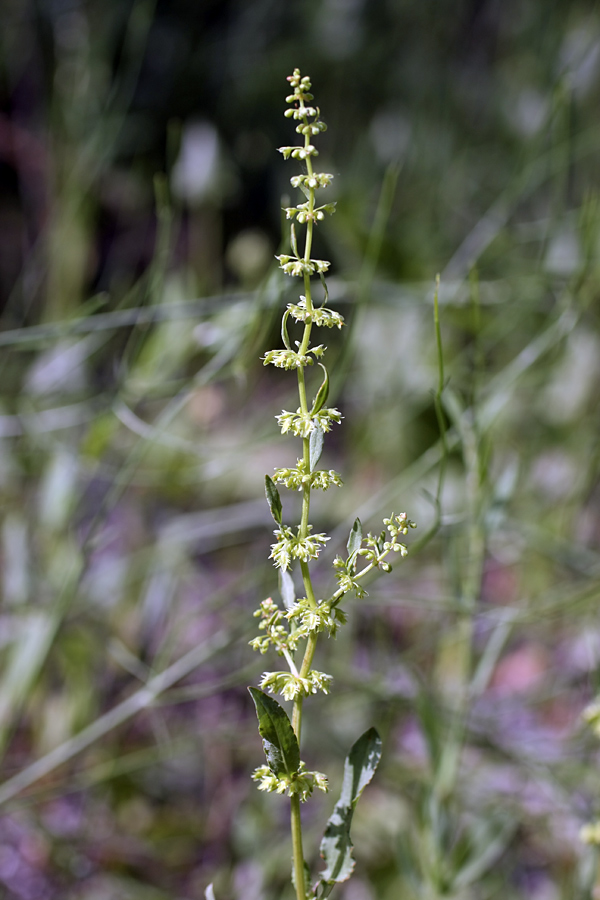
[290,629,318,899]
[288,135,319,899]
[291,794,306,900]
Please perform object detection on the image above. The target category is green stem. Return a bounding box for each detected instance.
[290,629,318,900]
[297,365,310,415]
[292,631,318,739]
[291,794,306,900]
[292,697,304,743]
[287,101,321,900]
[299,558,317,604]
[299,632,318,679]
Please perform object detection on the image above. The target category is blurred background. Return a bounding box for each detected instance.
[1,0,600,897]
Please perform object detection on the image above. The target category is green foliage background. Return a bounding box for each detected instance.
[1,1,600,898]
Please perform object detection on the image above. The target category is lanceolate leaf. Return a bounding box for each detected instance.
[318,728,382,890]
[290,222,300,257]
[248,687,300,777]
[309,426,325,472]
[346,518,362,560]
[281,308,292,351]
[265,475,283,525]
[310,363,330,415]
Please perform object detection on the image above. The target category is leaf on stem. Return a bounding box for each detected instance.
[290,222,300,257]
[310,363,330,415]
[309,426,325,472]
[248,687,300,777]
[317,728,382,893]
[346,518,362,560]
[265,475,283,525]
[281,309,292,351]
[279,568,296,609]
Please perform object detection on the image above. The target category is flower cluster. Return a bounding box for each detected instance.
[276,407,342,438]
[287,597,348,638]
[252,762,328,802]
[275,254,331,277]
[287,297,344,329]
[274,68,336,287]
[356,520,414,568]
[270,525,329,570]
[384,512,417,540]
[290,173,333,190]
[263,345,325,370]
[250,597,300,656]
[273,459,343,492]
[259,668,332,700]
[278,145,319,160]
[284,201,336,224]
[330,514,418,602]
[333,556,368,600]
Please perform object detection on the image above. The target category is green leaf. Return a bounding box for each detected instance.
[290,222,299,257]
[248,687,300,777]
[265,475,283,525]
[281,309,292,351]
[310,363,329,414]
[309,426,325,472]
[346,518,362,560]
[279,568,295,609]
[318,728,382,888]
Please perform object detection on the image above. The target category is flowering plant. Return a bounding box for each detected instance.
[246,69,416,900]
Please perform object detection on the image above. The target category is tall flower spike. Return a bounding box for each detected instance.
[248,70,415,900]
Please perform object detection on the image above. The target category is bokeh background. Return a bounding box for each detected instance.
[1,0,600,898]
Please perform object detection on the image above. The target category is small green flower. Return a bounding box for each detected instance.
[278,145,319,160]
[295,121,327,137]
[252,762,328,802]
[290,173,333,191]
[332,556,368,599]
[284,202,336,224]
[285,105,317,119]
[310,469,343,490]
[273,459,343,492]
[287,297,344,329]
[262,347,325,370]
[250,597,300,655]
[276,407,342,438]
[384,512,417,539]
[287,597,348,637]
[276,254,331,277]
[259,668,332,700]
[270,525,330,570]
